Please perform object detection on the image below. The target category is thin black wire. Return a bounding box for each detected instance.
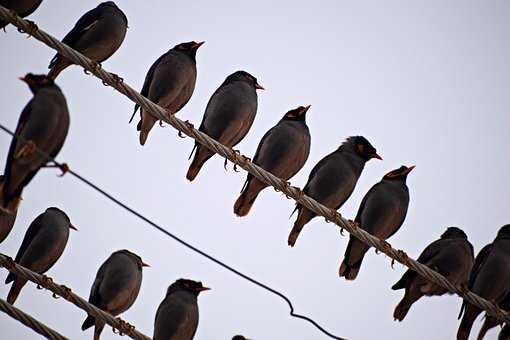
[0,123,346,340]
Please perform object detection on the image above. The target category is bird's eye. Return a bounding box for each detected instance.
[357,144,365,154]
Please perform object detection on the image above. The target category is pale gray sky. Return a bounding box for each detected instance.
[1,1,509,339]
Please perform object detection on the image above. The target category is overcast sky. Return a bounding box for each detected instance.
[1,1,509,339]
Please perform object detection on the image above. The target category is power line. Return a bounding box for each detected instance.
[0,297,69,340]
[0,5,508,339]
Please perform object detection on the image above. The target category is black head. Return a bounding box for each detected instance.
[496,225,510,239]
[167,278,210,296]
[344,136,382,161]
[99,2,128,26]
[117,249,150,269]
[441,227,468,240]
[382,165,415,181]
[46,207,77,231]
[20,74,54,93]
[173,41,205,59]
[282,105,311,122]
[225,70,264,90]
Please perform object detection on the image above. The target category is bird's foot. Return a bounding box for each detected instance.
[84,61,102,75]
[159,120,165,127]
[105,72,123,86]
[178,131,186,138]
[37,275,53,290]
[14,140,36,159]
[224,158,228,171]
[44,162,69,177]
[18,20,38,38]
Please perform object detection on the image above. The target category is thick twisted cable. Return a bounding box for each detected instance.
[0,298,69,340]
[0,4,507,326]
[0,254,151,340]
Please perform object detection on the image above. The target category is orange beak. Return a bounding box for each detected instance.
[194,41,205,49]
[302,104,311,113]
[142,262,150,267]
[19,76,28,83]
[255,82,265,90]
[69,223,78,231]
[372,153,383,160]
[198,286,211,292]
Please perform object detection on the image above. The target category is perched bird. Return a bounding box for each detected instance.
[186,70,264,181]
[153,279,210,340]
[47,1,128,79]
[0,175,17,244]
[82,249,148,340]
[5,207,76,304]
[457,225,510,340]
[339,165,414,280]
[392,227,474,321]
[0,0,43,29]
[234,105,311,217]
[130,41,204,145]
[0,74,69,213]
[287,136,381,247]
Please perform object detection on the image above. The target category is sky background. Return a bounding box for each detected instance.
[1,1,509,339]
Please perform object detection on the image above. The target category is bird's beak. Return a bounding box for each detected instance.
[404,165,416,174]
[255,82,265,90]
[302,104,311,113]
[142,262,150,267]
[69,223,78,231]
[198,286,211,292]
[371,153,383,160]
[194,41,205,49]
[19,76,28,84]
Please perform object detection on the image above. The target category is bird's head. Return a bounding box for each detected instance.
[173,41,205,59]
[441,227,468,239]
[46,207,77,231]
[496,225,510,240]
[382,165,415,181]
[20,74,54,93]
[343,136,382,161]
[118,249,150,269]
[226,71,264,90]
[167,279,210,296]
[282,105,311,122]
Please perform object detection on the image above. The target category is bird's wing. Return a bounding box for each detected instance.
[13,214,44,264]
[392,239,442,290]
[88,259,109,307]
[131,53,167,118]
[4,101,33,182]
[302,151,338,194]
[49,6,102,67]
[354,182,382,223]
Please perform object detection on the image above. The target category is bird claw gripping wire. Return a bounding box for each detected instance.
[36,275,53,290]
[84,61,102,75]
[58,284,72,299]
[103,72,123,87]
[17,19,38,38]
[113,318,134,336]
[276,181,291,197]
[178,120,194,138]
[392,250,408,269]
[232,150,242,172]
[44,162,69,177]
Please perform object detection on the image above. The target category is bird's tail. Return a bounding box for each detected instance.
[457,304,482,340]
[186,146,213,181]
[138,109,158,146]
[393,290,422,322]
[47,58,69,80]
[7,278,26,304]
[477,316,500,340]
[287,207,314,247]
[338,239,368,281]
[81,315,95,331]
[233,178,265,217]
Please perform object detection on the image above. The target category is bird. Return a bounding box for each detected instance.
[47,1,128,79]
[129,41,204,145]
[82,249,148,340]
[4,207,76,304]
[339,165,414,280]
[186,70,264,181]
[153,278,210,340]
[233,105,311,217]
[0,74,69,213]
[0,0,43,29]
[0,175,17,244]
[457,225,510,340]
[287,136,382,247]
[391,227,474,321]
